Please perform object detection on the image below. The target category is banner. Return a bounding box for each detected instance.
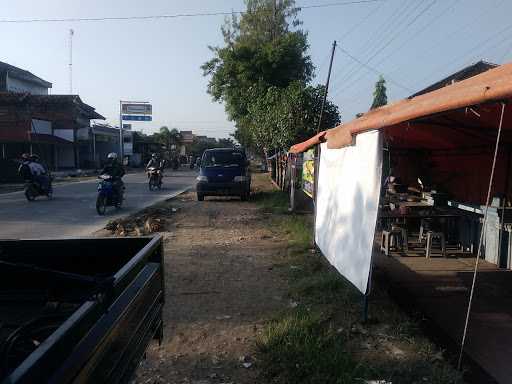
[302,148,315,198]
[121,103,152,115]
[315,130,382,294]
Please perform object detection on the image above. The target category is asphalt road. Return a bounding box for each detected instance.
[0,170,197,239]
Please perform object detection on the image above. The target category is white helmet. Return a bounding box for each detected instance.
[107,152,118,160]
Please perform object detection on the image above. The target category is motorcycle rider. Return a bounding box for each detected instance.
[18,153,32,180]
[146,153,164,184]
[29,154,51,192]
[101,152,125,199]
[18,153,51,192]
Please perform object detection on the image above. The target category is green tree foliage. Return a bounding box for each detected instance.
[202,0,339,152]
[248,82,340,150]
[370,75,388,110]
[153,126,182,150]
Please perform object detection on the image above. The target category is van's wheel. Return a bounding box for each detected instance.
[197,193,204,201]
[96,195,107,215]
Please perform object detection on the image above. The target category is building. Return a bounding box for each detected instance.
[0,61,52,95]
[410,60,498,97]
[77,123,139,168]
[0,93,104,179]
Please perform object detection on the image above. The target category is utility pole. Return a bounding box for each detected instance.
[69,29,74,94]
[312,40,337,244]
[316,40,337,133]
[119,100,123,159]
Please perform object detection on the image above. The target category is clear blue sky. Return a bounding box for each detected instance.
[1,0,511,139]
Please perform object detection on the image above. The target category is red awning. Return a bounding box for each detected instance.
[290,62,512,153]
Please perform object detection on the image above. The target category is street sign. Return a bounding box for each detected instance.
[122,124,132,130]
[122,115,152,121]
[121,103,152,115]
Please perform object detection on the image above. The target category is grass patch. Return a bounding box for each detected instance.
[279,214,313,250]
[253,189,290,214]
[256,309,362,384]
[255,177,464,383]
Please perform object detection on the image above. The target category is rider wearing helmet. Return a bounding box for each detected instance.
[101,152,125,198]
[146,153,161,170]
[18,153,51,191]
[18,153,33,180]
[146,153,164,183]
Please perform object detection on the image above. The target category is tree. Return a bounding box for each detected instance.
[153,126,181,150]
[247,82,340,151]
[370,75,388,110]
[202,0,316,151]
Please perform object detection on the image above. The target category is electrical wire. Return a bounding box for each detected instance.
[332,0,436,97]
[374,0,461,68]
[331,0,413,90]
[337,47,413,92]
[413,21,512,92]
[0,0,389,24]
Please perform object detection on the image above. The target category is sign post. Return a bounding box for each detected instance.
[119,101,152,160]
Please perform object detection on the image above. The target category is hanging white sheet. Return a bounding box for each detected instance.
[315,130,382,294]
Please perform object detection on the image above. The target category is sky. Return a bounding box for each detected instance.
[1,0,511,139]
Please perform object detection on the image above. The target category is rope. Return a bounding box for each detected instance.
[457,101,506,370]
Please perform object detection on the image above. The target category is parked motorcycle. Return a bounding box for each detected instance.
[96,174,123,215]
[24,178,53,201]
[147,167,162,191]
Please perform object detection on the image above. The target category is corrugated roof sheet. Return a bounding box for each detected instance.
[0,92,104,120]
[290,61,512,153]
[0,61,52,89]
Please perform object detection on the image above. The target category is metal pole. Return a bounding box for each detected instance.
[289,153,296,212]
[119,100,123,159]
[92,127,96,167]
[69,29,73,94]
[362,294,369,323]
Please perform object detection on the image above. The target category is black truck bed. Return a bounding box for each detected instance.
[0,236,164,384]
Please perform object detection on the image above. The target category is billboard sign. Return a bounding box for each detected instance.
[302,148,315,198]
[122,115,152,121]
[121,103,152,115]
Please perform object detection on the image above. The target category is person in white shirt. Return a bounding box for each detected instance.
[28,154,51,191]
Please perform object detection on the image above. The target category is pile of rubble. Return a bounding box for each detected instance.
[105,206,177,236]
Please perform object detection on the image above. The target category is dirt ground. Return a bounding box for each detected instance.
[132,175,291,384]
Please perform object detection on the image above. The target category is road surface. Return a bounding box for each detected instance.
[0,170,197,239]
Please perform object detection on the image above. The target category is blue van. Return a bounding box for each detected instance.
[196,148,251,201]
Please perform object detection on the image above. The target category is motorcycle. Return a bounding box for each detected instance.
[147,167,162,191]
[24,177,53,201]
[96,174,124,215]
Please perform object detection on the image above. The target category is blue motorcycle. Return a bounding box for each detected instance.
[96,174,123,215]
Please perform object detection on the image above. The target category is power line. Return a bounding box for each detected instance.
[0,0,388,24]
[337,47,413,92]
[330,0,414,92]
[339,0,458,101]
[334,0,436,96]
[385,0,505,78]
